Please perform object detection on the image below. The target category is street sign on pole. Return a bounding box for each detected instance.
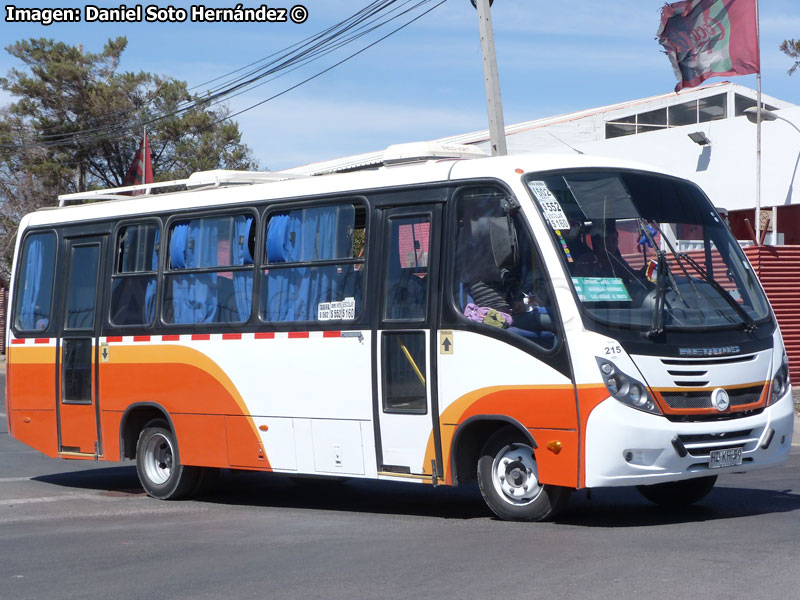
[473,0,507,156]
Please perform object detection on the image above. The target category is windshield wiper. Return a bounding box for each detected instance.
[639,220,683,338]
[647,249,668,338]
[679,253,757,333]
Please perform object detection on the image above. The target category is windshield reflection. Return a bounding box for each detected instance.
[524,170,770,332]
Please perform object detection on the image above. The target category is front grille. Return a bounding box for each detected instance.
[661,385,763,410]
[665,408,764,423]
[660,354,757,367]
[680,430,752,443]
[677,429,759,457]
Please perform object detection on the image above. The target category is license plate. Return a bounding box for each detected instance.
[709,447,743,469]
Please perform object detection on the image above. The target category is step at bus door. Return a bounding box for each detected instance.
[56,235,106,456]
[373,204,443,480]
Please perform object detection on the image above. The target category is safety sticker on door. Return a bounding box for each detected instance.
[440,330,453,355]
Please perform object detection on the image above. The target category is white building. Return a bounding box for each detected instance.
[281,82,800,244]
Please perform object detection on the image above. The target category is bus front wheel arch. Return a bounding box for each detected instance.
[450,417,536,486]
[476,425,571,521]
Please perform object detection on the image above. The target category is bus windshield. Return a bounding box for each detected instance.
[524,170,770,332]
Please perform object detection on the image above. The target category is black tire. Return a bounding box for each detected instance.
[135,420,201,500]
[636,475,717,507]
[477,426,572,521]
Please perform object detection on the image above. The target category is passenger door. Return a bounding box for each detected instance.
[373,205,443,478]
[56,235,106,456]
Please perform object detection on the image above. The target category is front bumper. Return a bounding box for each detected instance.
[584,385,794,487]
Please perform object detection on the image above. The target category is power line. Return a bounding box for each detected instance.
[2,0,448,151]
[19,1,398,141]
[220,0,449,124]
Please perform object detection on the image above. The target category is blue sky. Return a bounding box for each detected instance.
[2,0,799,171]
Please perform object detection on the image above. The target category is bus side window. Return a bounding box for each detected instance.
[383,216,430,321]
[164,215,254,325]
[453,190,557,349]
[110,223,159,326]
[261,204,365,323]
[13,232,57,332]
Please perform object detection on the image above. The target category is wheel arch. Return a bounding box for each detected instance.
[120,402,177,460]
[449,415,537,486]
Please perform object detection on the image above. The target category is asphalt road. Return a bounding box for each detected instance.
[2,373,800,600]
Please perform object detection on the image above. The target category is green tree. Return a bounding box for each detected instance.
[0,36,258,277]
[780,39,800,75]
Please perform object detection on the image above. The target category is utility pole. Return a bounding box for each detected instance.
[473,0,507,156]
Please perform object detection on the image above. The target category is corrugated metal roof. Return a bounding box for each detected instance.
[744,246,800,383]
[280,82,794,176]
[438,81,793,146]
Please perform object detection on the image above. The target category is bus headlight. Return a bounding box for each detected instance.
[596,358,661,415]
[769,354,790,405]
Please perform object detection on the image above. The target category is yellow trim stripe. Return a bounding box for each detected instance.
[7,346,56,364]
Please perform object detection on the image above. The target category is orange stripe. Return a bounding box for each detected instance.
[651,381,770,415]
[100,345,267,468]
[651,381,768,393]
[424,384,580,486]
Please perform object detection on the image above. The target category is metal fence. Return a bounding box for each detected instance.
[744,246,800,383]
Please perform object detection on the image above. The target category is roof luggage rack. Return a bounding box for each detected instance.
[381,141,488,165]
[57,169,308,207]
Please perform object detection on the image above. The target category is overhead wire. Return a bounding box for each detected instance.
[19,1,398,142]
[7,0,397,146]
[2,0,448,151]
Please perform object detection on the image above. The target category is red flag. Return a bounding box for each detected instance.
[657,0,760,92]
[122,130,154,194]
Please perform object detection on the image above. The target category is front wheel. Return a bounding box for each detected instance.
[477,426,572,521]
[636,475,717,507]
[136,421,201,500]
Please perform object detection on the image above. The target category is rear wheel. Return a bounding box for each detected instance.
[136,420,201,500]
[477,426,572,521]
[636,475,717,507]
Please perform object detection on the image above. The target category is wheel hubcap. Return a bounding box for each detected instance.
[143,433,174,485]
[491,443,541,505]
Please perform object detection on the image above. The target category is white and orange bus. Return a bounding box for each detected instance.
[5,147,794,521]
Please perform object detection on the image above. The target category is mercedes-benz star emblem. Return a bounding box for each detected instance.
[711,388,730,412]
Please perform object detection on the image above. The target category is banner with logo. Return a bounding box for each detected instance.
[657,0,759,91]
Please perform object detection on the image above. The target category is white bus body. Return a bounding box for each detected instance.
[6,153,793,521]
